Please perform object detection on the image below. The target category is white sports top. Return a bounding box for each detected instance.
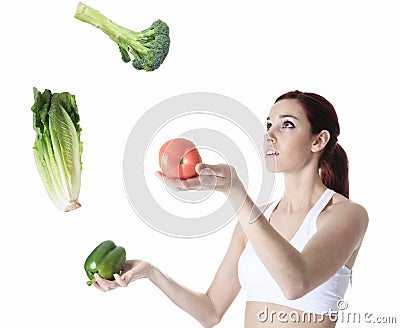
[238,189,351,314]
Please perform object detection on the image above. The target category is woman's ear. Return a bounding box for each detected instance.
[311,130,330,153]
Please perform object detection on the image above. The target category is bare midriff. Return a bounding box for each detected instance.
[245,301,338,328]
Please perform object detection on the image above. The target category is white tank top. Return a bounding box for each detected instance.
[238,188,351,314]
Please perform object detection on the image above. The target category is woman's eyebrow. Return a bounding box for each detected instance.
[266,114,299,121]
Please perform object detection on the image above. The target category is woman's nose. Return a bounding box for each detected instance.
[265,131,276,144]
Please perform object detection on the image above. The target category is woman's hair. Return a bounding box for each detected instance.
[275,90,349,198]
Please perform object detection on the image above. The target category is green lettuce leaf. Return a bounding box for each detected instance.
[32,88,83,212]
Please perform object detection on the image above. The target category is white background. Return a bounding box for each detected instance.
[1,0,399,327]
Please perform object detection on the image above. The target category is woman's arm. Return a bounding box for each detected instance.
[160,163,369,300]
[94,222,246,327]
[229,185,368,299]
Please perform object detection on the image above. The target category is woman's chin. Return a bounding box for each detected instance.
[265,160,279,173]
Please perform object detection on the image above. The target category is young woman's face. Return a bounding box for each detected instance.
[265,99,316,173]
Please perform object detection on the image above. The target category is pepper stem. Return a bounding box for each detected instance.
[86,278,96,286]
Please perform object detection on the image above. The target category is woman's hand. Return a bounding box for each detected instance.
[93,260,153,292]
[155,163,244,196]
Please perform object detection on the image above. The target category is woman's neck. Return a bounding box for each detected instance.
[281,169,327,213]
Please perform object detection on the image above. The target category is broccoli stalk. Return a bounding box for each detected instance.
[74,2,170,72]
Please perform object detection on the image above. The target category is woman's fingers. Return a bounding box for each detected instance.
[156,163,236,193]
[196,163,230,177]
[197,164,236,193]
[93,280,112,292]
[92,281,109,292]
[155,171,165,179]
[113,273,128,287]
[158,175,192,191]
[91,261,151,292]
[92,274,128,291]
[94,273,119,290]
[171,175,217,191]
[198,174,218,190]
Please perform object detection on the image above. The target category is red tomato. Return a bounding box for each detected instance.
[159,138,202,180]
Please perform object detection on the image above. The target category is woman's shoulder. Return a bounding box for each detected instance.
[331,192,367,211]
[327,192,369,226]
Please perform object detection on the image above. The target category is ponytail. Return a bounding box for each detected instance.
[319,143,349,198]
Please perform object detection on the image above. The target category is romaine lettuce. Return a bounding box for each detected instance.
[31,87,83,212]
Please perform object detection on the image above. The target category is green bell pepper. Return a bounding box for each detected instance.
[84,240,126,286]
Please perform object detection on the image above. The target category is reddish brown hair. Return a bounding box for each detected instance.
[275,90,349,198]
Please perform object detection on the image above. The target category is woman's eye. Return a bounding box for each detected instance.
[266,122,272,131]
[282,120,295,128]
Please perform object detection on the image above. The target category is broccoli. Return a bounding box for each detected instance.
[75,2,170,72]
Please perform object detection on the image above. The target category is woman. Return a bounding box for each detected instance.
[94,91,369,327]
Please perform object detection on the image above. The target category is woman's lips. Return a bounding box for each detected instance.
[266,149,279,156]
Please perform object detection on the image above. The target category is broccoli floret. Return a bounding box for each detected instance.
[75,2,170,72]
